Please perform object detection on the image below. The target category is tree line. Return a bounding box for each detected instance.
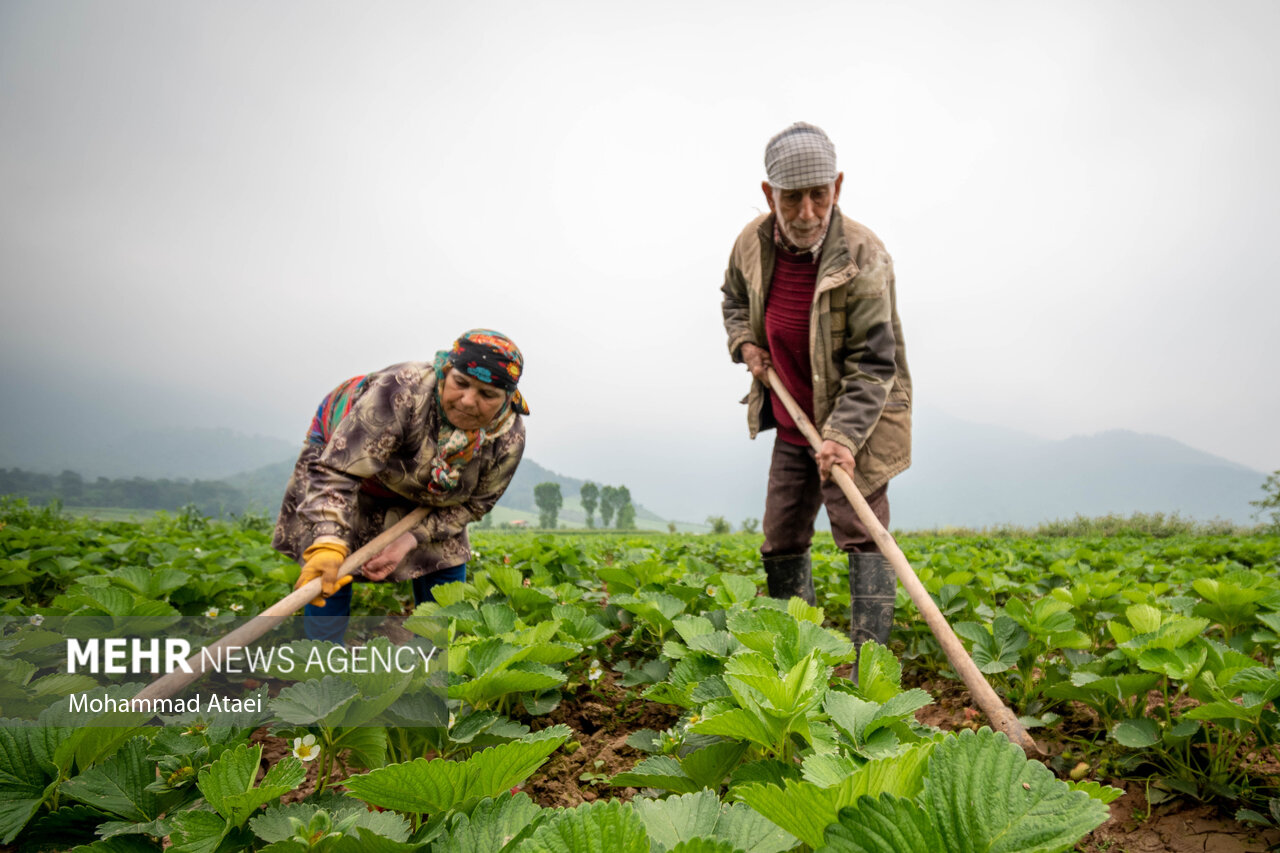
[532,481,636,530]
[0,468,253,515]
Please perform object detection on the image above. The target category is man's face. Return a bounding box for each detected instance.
[762,172,844,250]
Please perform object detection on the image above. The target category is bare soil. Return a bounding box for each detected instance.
[523,669,682,808]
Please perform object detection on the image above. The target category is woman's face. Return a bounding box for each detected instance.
[440,368,508,430]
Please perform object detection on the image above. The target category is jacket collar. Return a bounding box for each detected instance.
[759,208,857,283]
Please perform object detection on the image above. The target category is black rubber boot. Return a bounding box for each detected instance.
[849,552,895,678]
[762,552,816,606]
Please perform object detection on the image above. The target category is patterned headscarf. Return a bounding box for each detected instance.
[428,329,528,494]
[433,329,529,415]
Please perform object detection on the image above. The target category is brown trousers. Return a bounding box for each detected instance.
[761,437,889,556]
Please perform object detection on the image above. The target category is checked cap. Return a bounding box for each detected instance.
[764,122,838,190]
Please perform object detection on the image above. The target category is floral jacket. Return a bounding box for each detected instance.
[271,362,525,578]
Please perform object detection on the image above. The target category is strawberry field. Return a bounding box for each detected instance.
[1,497,1278,852]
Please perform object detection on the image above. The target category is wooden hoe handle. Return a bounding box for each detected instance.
[764,368,1038,754]
[132,506,431,704]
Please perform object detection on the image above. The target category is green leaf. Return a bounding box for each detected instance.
[0,725,57,843]
[70,726,154,775]
[1111,718,1160,748]
[920,728,1108,853]
[667,840,748,853]
[692,708,785,751]
[816,796,941,852]
[1067,781,1125,804]
[787,597,823,625]
[1225,666,1280,695]
[21,803,111,850]
[824,692,878,745]
[61,589,182,637]
[551,605,613,645]
[674,616,717,643]
[727,759,802,791]
[61,737,160,822]
[715,574,757,604]
[269,676,360,725]
[864,690,933,740]
[1126,604,1162,634]
[1129,616,1210,653]
[734,746,933,850]
[66,837,164,853]
[96,817,173,840]
[968,616,1029,674]
[732,780,840,849]
[1256,611,1280,634]
[634,790,796,853]
[450,661,566,708]
[519,800,649,853]
[687,632,741,658]
[479,602,518,635]
[681,741,751,791]
[331,726,388,771]
[196,743,306,827]
[434,793,543,853]
[110,566,190,599]
[611,756,701,795]
[1136,646,1207,681]
[855,643,903,704]
[1183,700,1256,722]
[167,808,230,853]
[522,688,563,716]
[250,802,411,844]
[802,754,861,788]
[343,725,570,814]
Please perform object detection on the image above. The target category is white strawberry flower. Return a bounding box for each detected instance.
[292,734,319,762]
[28,614,44,626]
[587,659,604,682]
[203,607,219,619]
[229,603,244,612]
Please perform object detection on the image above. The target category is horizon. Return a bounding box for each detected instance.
[1,405,1267,528]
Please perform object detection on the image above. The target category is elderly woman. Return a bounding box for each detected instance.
[272,329,527,643]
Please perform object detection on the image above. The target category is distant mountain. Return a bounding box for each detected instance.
[890,417,1267,528]
[0,424,299,482]
[548,410,1270,529]
[1,414,1268,529]
[222,457,297,514]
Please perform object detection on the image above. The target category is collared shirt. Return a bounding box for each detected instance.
[773,216,830,260]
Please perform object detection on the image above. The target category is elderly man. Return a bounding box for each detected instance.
[721,121,912,657]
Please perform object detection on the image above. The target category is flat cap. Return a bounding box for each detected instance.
[764,122,837,190]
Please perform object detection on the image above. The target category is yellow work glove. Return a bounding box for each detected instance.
[296,541,352,607]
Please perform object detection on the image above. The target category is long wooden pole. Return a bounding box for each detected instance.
[132,506,430,704]
[764,368,1038,754]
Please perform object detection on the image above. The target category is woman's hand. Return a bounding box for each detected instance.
[296,541,352,606]
[362,531,418,581]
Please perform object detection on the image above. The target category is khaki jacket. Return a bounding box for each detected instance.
[720,209,912,495]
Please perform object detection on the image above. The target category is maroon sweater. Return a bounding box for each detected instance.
[764,249,820,446]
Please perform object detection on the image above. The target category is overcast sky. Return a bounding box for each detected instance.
[2,1,1277,503]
